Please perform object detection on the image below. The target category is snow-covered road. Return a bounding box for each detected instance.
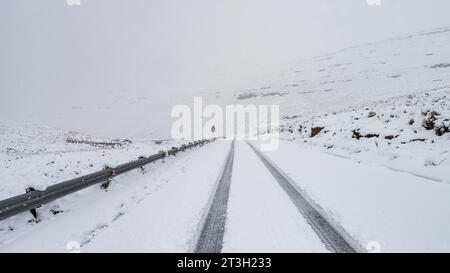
[1,138,450,252]
[222,141,328,253]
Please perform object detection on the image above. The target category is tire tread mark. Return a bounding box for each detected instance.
[247,141,363,253]
[194,141,235,253]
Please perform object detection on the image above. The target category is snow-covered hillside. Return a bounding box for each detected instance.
[0,122,184,200]
[207,26,450,113]
[199,26,450,184]
[279,89,450,184]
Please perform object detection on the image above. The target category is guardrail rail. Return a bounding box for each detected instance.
[0,139,215,222]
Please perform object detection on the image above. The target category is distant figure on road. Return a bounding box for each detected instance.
[211,125,216,135]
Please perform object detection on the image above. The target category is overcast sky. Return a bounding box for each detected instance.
[1,0,450,137]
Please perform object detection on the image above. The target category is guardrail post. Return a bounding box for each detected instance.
[170,147,178,156]
[25,187,39,219]
[158,150,167,163]
[100,168,116,190]
[138,156,147,173]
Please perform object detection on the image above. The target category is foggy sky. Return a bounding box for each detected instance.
[1,0,450,138]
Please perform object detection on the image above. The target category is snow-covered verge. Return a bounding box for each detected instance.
[278,89,450,184]
[0,121,186,201]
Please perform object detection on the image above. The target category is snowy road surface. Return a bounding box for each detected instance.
[222,141,328,253]
[194,141,234,253]
[1,138,450,252]
[247,142,360,253]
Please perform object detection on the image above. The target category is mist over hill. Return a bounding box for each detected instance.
[2,1,450,138]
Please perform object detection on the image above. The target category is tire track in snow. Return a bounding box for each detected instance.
[194,141,235,253]
[222,141,327,252]
[246,141,363,253]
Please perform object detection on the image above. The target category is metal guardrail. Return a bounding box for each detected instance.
[0,139,215,222]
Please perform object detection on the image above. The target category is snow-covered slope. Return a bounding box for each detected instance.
[0,121,183,200]
[199,26,450,184]
[204,26,450,114]
[279,89,450,184]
